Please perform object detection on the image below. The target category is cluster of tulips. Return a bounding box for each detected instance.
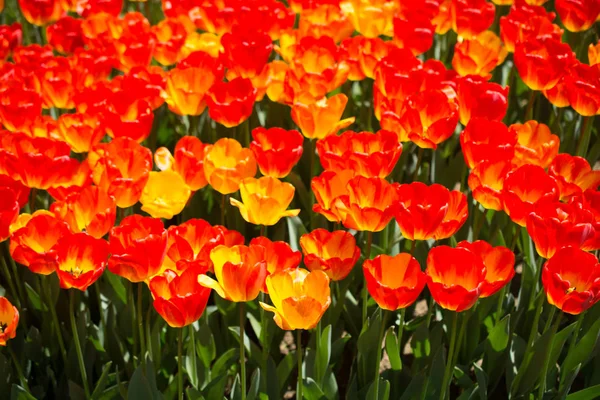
[0,0,599,399]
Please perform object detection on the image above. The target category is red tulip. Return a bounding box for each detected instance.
[457,240,515,297]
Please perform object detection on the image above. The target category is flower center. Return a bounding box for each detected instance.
[70,266,83,278]
[0,321,6,333]
[565,286,576,294]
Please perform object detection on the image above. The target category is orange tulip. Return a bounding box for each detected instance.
[589,42,600,66]
[460,118,517,169]
[452,31,508,78]
[555,0,600,32]
[37,56,76,109]
[206,77,256,128]
[570,189,600,251]
[298,4,355,43]
[514,37,574,91]
[549,154,600,201]
[55,232,109,291]
[456,76,509,125]
[426,245,486,312]
[312,169,354,222]
[46,16,84,55]
[565,62,600,116]
[339,0,395,38]
[182,32,221,59]
[542,246,600,315]
[47,162,93,202]
[468,160,516,211]
[250,128,304,178]
[155,136,212,191]
[140,170,191,220]
[500,2,562,53]
[0,297,18,346]
[250,236,302,276]
[108,215,168,282]
[0,23,22,61]
[88,137,152,208]
[230,177,300,226]
[221,26,273,80]
[199,244,267,302]
[381,89,458,150]
[332,176,398,232]
[102,98,154,143]
[502,164,560,227]
[450,0,496,38]
[339,37,367,81]
[18,0,63,26]
[76,0,123,17]
[363,253,426,310]
[300,229,360,281]
[0,188,19,242]
[203,138,257,195]
[543,75,571,109]
[149,266,211,327]
[393,10,435,56]
[151,17,192,66]
[509,121,560,168]
[0,87,42,133]
[260,269,331,330]
[457,240,515,297]
[0,175,29,209]
[110,66,166,111]
[50,185,116,239]
[57,113,105,153]
[435,191,469,240]
[355,37,393,80]
[291,93,355,139]
[10,214,71,275]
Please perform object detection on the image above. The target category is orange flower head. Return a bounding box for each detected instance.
[55,232,108,291]
[140,170,191,220]
[76,0,123,17]
[589,42,600,66]
[37,56,76,109]
[312,169,354,222]
[111,13,156,72]
[0,188,19,242]
[291,93,355,140]
[250,236,302,292]
[500,3,562,53]
[456,76,509,125]
[46,16,84,54]
[156,136,212,191]
[149,266,211,327]
[182,32,222,59]
[514,37,575,91]
[102,98,154,143]
[250,127,303,179]
[339,0,395,38]
[47,162,93,202]
[50,185,116,239]
[332,176,398,232]
[10,214,71,275]
[317,130,402,178]
[222,26,273,80]
[203,138,256,195]
[542,246,600,315]
[0,23,23,61]
[565,62,600,116]
[339,37,367,81]
[58,113,104,153]
[393,11,435,56]
[452,31,508,78]
[18,0,63,26]
[73,83,113,114]
[364,253,426,310]
[549,154,600,201]
[199,244,267,302]
[448,0,496,38]
[510,120,560,168]
[230,177,300,226]
[151,16,193,66]
[556,0,600,32]
[206,77,256,128]
[355,37,393,80]
[0,174,30,209]
[88,137,152,208]
[502,164,560,227]
[426,245,486,312]
[381,89,458,150]
[109,215,167,282]
[165,51,224,116]
[457,240,515,297]
[468,160,516,211]
[298,4,355,43]
[0,297,18,346]
[543,75,570,108]
[0,87,42,133]
[112,66,167,111]
[300,229,360,281]
[527,201,595,259]
[260,269,331,330]
[434,190,469,240]
[460,118,517,169]
[569,190,600,251]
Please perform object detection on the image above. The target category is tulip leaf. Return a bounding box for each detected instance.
[10,385,36,400]
[423,347,445,400]
[473,363,487,400]
[547,322,577,377]
[185,388,204,400]
[24,283,43,311]
[266,357,280,399]
[384,327,402,371]
[197,321,216,368]
[90,361,113,400]
[228,326,263,366]
[357,310,382,388]
[482,315,510,383]
[511,325,555,396]
[331,334,351,365]
[322,370,338,400]
[211,348,239,380]
[303,377,328,400]
[556,364,581,400]
[103,271,127,305]
[365,378,390,400]
[561,317,600,387]
[277,353,295,393]
[565,384,600,400]
[202,373,228,400]
[315,325,332,386]
[247,369,261,400]
[127,360,162,400]
[398,375,426,400]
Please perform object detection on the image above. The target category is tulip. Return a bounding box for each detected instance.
[452,31,508,78]
[0,188,19,242]
[457,241,515,297]
[460,118,517,169]
[221,26,273,79]
[203,138,257,195]
[50,185,116,239]
[55,232,109,291]
[149,266,211,327]
[76,0,123,16]
[260,269,331,330]
[250,128,304,178]
[140,170,191,220]
[363,253,426,310]
[393,11,435,56]
[57,113,105,153]
[0,297,18,346]
[570,190,600,251]
[46,16,84,55]
[543,75,570,108]
[555,0,600,32]
[456,76,509,125]
[542,246,600,315]
[500,2,562,53]
[355,37,393,80]
[510,121,560,168]
[47,162,93,202]
[155,136,212,191]
[426,245,486,312]
[502,164,560,227]
[18,0,62,26]
[300,229,361,281]
[565,62,600,117]
[108,215,168,282]
[0,175,29,209]
[0,23,22,61]
[339,37,368,81]
[0,87,42,133]
[206,77,256,128]
[435,191,468,240]
[151,17,192,66]
[298,4,355,43]
[468,160,516,211]
[10,214,71,275]
[450,0,495,38]
[199,244,267,302]
[332,176,398,232]
[514,37,574,91]
[230,177,300,226]
[103,98,154,143]
[38,56,76,109]
[250,236,301,276]
[111,67,166,111]
[549,154,600,201]
[339,0,395,38]
[589,42,600,66]
[291,93,355,140]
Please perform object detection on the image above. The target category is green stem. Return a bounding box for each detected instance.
[538,309,561,399]
[260,292,268,370]
[0,255,20,308]
[526,293,545,351]
[188,324,196,385]
[221,194,226,226]
[138,283,146,364]
[146,303,153,361]
[565,313,585,364]
[8,344,30,393]
[178,328,184,400]
[129,283,138,368]
[43,282,67,364]
[309,139,316,230]
[28,188,36,213]
[472,205,485,241]
[373,310,389,400]
[452,313,468,368]
[525,90,537,121]
[410,239,417,256]
[495,286,507,324]
[362,232,374,326]
[240,303,247,400]
[576,116,594,157]
[426,297,435,328]
[509,225,522,252]
[70,290,90,399]
[413,147,425,182]
[440,312,458,400]
[297,329,303,400]
[315,319,322,383]
[95,284,105,328]
[398,308,406,370]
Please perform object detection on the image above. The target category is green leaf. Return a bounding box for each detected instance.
[424,348,445,400]
[24,283,43,311]
[247,369,261,400]
[211,348,239,379]
[365,379,390,400]
[357,310,382,388]
[565,384,600,400]
[511,325,555,396]
[197,320,216,367]
[202,374,228,400]
[304,377,328,400]
[228,326,263,366]
[10,385,36,400]
[482,315,510,385]
[384,327,402,371]
[186,387,204,400]
[398,375,426,400]
[556,364,581,400]
[561,317,600,386]
[127,360,163,400]
[277,353,296,393]
[187,328,200,389]
[315,325,332,385]
[104,271,127,304]
[91,361,113,400]
[473,363,487,400]
[266,357,280,399]
[548,322,577,376]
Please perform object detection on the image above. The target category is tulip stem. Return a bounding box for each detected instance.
[398,308,406,370]
[70,290,91,399]
[526,292,545,351]
[576,116,594,157]
[374,310,389,400]
[8,343,30,393]
[239,302,247,400]
[413,148,424,182]
[309,139,316,230]
[495,286,507,324]
[440,312,458,400]
[410,240,417,256]
[538,308,561,399]
[564,313,585,371]
[260,292,268,370]
[362,231,373,326]
[221,194,226,226]
[138,283,147,365]
[178,328,184,400]
[0,255,20,309]
[43,282,67,365]
[28,188,36,212]
[297,329,303,400]
[128,283,138,368]
[524,90,537,121]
